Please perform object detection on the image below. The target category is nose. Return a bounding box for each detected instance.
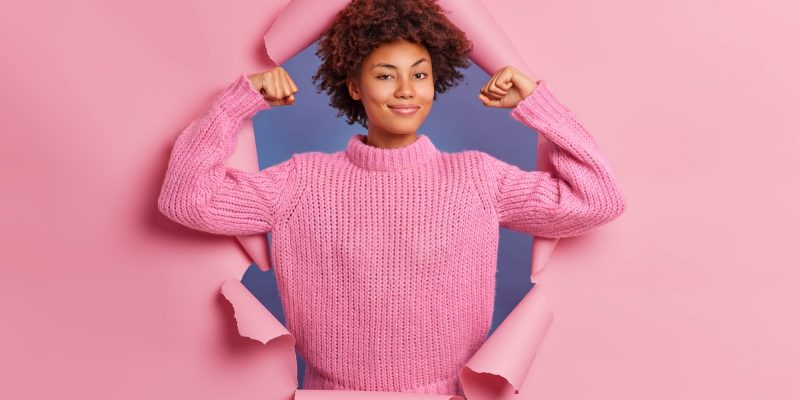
[395,77,415,99]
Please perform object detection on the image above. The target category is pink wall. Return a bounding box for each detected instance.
[1,0,798,398]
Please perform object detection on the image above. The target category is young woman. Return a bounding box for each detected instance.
[158,0,626,396]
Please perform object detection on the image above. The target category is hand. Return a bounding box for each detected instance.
[248,66,298,106]
[478,66,538,108]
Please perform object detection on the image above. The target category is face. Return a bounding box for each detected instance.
[347,39,435,137]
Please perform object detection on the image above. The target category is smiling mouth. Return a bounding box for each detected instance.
[388,106,419,115]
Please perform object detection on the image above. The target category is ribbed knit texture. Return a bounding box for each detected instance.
[158,72,626,395]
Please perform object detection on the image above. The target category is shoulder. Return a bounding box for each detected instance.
[288,150,353,176]
[432,150,496,188]
[436,149,485,168]
[439,150,511,177]
[291,149,347,165]
[440,149,507,164]
[440,150,500,216]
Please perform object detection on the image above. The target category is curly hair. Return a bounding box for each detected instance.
[311,0,473,128]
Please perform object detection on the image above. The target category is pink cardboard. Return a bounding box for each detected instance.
[3,0,797,399]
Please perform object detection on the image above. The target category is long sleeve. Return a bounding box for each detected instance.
[157,72,299,236]
[480,80,626,238]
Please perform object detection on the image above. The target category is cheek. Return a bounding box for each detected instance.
[363,88,389,105]
[421,94,434,108]
[421,83,435,102]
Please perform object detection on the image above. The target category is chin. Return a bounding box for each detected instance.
[373,122,417,136]
[386,130,419,137]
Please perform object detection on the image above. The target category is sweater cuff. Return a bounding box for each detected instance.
[510,80,572,127]
[216,71,271,121]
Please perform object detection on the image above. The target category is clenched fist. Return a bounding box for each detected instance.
[478,66,539,109]
[248,66,299,107]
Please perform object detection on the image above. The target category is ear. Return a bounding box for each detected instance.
[347,78,361,101]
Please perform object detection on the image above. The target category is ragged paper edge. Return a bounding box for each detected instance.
[220,279,293,346]
[458,284,554,399]
[221,280,468,399]
[531,138,560,276]
[262,0,350,67]
[260,0,533,80]
[236,233,273,272]
[254,1,557,398]
[220,279,299,399]
[460,130,558,400]
[228,109,272,272]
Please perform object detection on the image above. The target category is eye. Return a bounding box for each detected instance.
[377,74,393,80]
[415,72,428,79]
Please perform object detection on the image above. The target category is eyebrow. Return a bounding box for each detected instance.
[372,58,430,69]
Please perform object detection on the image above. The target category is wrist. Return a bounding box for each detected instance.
[517,80,537,100]
[525,80,539,98]
[512,69,539,99]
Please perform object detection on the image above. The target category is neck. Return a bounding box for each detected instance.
[345,133,437,172]
[364,128,418,149]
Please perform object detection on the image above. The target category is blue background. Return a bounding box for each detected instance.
[241,41,541,387]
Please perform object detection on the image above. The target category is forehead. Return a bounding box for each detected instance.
[366,39,431,65]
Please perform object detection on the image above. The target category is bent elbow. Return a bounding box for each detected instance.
[157,181,176,220]
[584,188,627,230]
[562,191,626,237]
[157,197,172,224]
[535,183,627,239]
[608,184,628,220]
[156,182,196,228]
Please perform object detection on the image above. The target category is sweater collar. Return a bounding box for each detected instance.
[345,134,438,172]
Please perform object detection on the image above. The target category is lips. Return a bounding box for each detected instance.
[388,105,420,115]
[388,104,420,109]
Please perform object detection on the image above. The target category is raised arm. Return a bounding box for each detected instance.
[157,72,299,236]
[480,80,626,238]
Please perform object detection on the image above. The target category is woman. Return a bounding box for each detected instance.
[158,0,626,396]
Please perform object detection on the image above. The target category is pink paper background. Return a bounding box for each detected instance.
[2,0,798,399]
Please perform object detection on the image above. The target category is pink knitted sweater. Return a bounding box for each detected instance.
[158,72,626,395]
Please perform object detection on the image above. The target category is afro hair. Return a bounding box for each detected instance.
[311,0,473,128]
